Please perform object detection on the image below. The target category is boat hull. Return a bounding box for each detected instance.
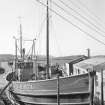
[9,73,90,105]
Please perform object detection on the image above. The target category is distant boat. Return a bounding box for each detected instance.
[6,0,96,105]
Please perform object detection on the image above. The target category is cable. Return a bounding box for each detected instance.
[35,14,52,54]
[36,16,46,40]
[68,0,105,30]
[51,20,63,56]
[49,0,63,56]
[52,1,105,38]
[76,0,105,28]
[59,0,105,35]
[36,16,46,55]
[35,0,105,46]
[26,44,33,58]
[36,15,52,40]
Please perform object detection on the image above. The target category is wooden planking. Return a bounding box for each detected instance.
[12,73,89,96]
[10,73,91,105]
[12,91,90,97]
[11,91,90,105]
[20,101,90,105]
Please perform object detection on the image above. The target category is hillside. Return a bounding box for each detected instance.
[0,54,14,62]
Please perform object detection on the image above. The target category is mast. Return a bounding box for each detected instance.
[15,39,17,60]
[46,0,50,79]
[20,23,23,58]
[13,36,17,69]
[15,38,17,69]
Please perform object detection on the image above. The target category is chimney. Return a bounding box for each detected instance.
[87,48,90,58]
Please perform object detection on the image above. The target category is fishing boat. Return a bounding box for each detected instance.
[6,0,97,105]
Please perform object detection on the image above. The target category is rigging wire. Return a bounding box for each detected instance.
[67,0,105,30]
[76,0,105,28]
[36,16,46,40]
[36,16,46,55]
[35,15,52,55]
[26,47,32,57]
[35,0,105,46]
[15,40,22,55]
[52,1,105,38]
[26,42,33,58]
[59,0,105,35]
[36,15,52,40]
[49,0,63,56]
[51,20,63,56]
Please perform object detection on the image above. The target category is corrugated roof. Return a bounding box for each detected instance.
[74,57,105,72]
[37,55,87,64]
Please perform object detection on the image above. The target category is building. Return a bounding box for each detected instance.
[73,56,105,100]
[36,55,87,78]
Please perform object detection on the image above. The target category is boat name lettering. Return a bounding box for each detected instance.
[17,84,33,89]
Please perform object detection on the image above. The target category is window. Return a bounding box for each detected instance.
[78,69,80,74]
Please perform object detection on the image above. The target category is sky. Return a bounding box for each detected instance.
[0,0,105,57]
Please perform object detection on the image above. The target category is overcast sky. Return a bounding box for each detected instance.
[0,0,105,57]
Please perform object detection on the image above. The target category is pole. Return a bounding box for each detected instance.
[13,36,17,71]
[46,0,50,79]
[15,38,17,70]
[31,40,34,59]
[57,74,60,105]
[33,39,37,80]
[20,23,22,58]
[89,71,94,105]
[15,38,17,60]
[33,39,36,58]
[101,69,104,105]
[87,48,90,58]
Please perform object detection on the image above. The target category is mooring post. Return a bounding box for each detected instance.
[57,74,60,105]
[101,69,104,105]
[89,71,95,105]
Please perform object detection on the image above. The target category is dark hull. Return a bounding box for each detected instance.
[10,73,90,105]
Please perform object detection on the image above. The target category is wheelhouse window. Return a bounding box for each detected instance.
[17,62,33,69]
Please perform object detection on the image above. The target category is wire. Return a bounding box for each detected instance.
[35,0,105,46]
[51,20,63,56]
[68,0,105,30]
[36,16,46,40]
[35,16,46,55]
[36,15,52,40]
[52,1,105,38]
[59,0,105,35]
[76,0,105,28]
[49,0,63,56]
[26,44,33,58]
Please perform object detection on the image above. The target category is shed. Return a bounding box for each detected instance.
[73,57,105,100]
[73,57,105,73]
